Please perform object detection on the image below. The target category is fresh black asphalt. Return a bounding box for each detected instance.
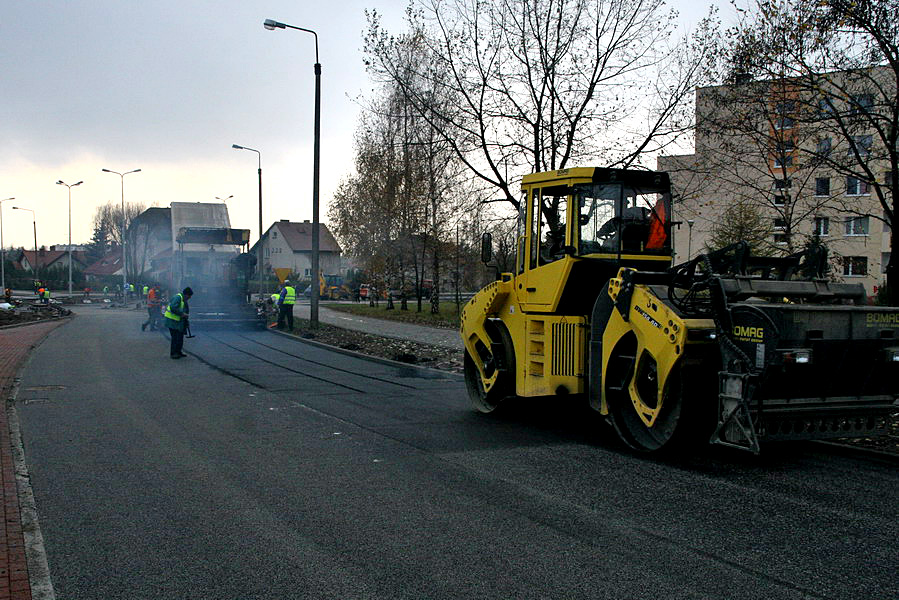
[14,306,899,599]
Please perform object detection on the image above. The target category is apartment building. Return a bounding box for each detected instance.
[659,67,894,297]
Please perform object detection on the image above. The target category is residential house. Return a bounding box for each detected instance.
[15,248,88,275]
[127,207,172,283]
[250,220,342,280]
[83,245,123,283]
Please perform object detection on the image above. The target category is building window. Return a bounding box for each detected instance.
[773,218,787,230]
[304,268,311,276]
[774,194,787,206]
[774,154,793,168]
[842,256,868,276]
[815,177,830,196]
[883,253,891,274]
[817,96,835,118]
[844,216,869,236]
[814,217,830,236]
[774,178,791,190]
[849,135,872,158]
[816,137,832,157]
[774,233,789,245]
[272,231,278,239]
[773,142,795,167]
[846,176,870,196]
[265,248,270,257]
[849,94,873,115]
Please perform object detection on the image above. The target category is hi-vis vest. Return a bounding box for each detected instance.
[164,293,185,321]
[282,286,297,305]
[271,293,279,304]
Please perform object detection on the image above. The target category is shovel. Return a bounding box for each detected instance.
[185,322,195,338]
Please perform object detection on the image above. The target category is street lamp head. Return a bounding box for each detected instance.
[101,169,112,173]
[264,19,284,30]
[56,180,64,185]
[74,181,83,186]
[232,144,243,149]
[687,219,695,226]
[128,169,141,174]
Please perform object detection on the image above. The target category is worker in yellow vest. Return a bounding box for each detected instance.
[277,280,296,330]
[164,287,193,359]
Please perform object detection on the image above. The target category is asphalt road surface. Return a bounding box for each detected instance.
[14,306,899,599]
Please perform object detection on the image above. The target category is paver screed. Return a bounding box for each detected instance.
[0,320,68,600]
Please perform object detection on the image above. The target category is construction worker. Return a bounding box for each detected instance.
[277,279,296,330]
[142,285,162,331]
[164,287,193,359]
[41,287,50,305]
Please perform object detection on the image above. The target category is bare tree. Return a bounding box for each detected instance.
[364,0,721,229]
[92,201,145,249]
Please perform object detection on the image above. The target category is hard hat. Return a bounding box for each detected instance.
[284,279,290,284]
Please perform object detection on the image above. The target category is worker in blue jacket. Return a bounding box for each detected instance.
[164,287,193,359]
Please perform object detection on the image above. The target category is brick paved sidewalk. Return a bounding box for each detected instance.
[0,320,68,600]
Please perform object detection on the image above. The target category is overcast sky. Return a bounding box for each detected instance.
[0,0,726,251]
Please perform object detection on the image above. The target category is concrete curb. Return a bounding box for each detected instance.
[7,401,55,600]
[810,439,899,463]
[0,316,73,332]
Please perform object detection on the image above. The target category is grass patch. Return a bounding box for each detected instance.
[326,300,462,329]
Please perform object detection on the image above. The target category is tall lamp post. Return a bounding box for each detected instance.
[12,207,37,284]
[56,180,83,297]
[102,168,141,294]
[0,197,13,293]
[264,18,321,327]
[232,143,264,300]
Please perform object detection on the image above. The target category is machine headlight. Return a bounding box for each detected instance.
[782,350,812,364]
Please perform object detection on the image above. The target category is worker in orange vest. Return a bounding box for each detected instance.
[142,285,163,331]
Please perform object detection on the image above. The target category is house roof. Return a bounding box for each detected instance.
[17,250,88,269]
[253,220,341,254]
[84,247,123,276]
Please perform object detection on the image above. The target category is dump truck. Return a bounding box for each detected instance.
[460,167,898,453]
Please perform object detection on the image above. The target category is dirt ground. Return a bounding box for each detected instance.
[289,320,464,374]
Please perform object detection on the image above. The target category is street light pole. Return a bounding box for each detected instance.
[264,18,321,328]
[0,198,13,293]
[56,180,83,297]
[232,144,264,300]
[102,168,141,295]
[12,207,37,283]
[215,195,234,202]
